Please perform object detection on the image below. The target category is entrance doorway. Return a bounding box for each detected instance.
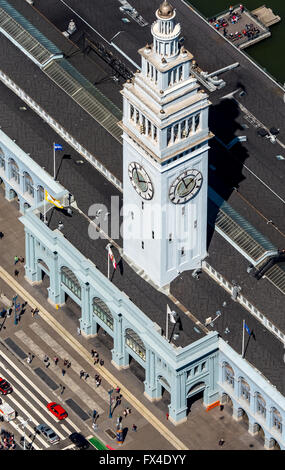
[187,382,205,414]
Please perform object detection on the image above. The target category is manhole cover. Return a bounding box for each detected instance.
[105,428,116,440]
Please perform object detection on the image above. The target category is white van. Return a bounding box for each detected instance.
[0,401,16,421]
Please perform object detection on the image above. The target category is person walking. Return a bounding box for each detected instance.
[45,361,50,368]
[54,357,59,366]
[62,369,66,376]
[85,373,89,381]
[79,370,85,379]
[43,355,49,363]
[132,424,137,432]
[166,412,169,420]
[91,349,96,358]
[14,256,19,265]
[219,438,225,446]
[77,327,81,335]
[0,232,4,239]
[14,269,19,277]
[60,385,65,395]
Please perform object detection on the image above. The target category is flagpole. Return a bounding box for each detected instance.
[166,308,169,342]
[107,246,110,280]
[53,143,56,180]
[43,191,46,224]
[242,319,245,358]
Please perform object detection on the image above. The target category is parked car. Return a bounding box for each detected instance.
[46,402,68,420]
[36,423,60,445]
[69,432,89,449]
[0,378,13,395]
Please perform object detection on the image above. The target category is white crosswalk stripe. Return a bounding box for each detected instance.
[9,420,41,450]
[15,329,104,415]
[29,323,110,402]
[0,350,80,434]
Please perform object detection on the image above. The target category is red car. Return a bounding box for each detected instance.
[0,378,13,395]
[47,402,68,420]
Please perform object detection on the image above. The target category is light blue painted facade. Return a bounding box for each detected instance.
[21,206,220,425]
[0,130,67,213]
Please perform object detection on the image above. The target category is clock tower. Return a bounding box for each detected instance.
[119,1,213,288]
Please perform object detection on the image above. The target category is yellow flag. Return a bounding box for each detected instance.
[45,190,63,209]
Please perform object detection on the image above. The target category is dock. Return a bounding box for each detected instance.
[208,4,281,49]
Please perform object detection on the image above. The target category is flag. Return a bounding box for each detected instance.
[244,322,251,335]
[54,143,63,151]
[45,190,63,209]
[108,246,117,269]
[167,304,177,323]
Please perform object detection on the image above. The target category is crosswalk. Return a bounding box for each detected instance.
[0,321,112,450]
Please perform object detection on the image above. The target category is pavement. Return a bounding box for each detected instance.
[0,194,264,450]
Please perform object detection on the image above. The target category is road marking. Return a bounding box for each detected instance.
[0,350,76,436]
[0,266,188,450]
[0,358,66,439]
[15,328,104,415]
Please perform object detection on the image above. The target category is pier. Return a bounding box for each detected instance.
[208,4,281,49]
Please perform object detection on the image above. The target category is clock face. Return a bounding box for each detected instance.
[128,162,154,200]
[169,169,203,204]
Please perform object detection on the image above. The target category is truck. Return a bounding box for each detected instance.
[0,401,16,421]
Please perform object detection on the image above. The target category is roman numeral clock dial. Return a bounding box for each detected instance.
[169,169,203,204]
[128,162,154,200]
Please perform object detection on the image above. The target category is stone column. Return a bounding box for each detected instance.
[111,313,129,369]
[144,349,160,401]
[80,282,96,337]
[24,229,40,284]
[47,251,65,307]
[168,372,187,425]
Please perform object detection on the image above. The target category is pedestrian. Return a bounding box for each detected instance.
[43,355,49,363]
[20,257,24,263]
[54,357,59,365]
[60,385,65,395]
[229,5,234,15]
[14,256,19,265]
[126,407,131,415]
[115,386,120,393]
[0,232,4,239]
[45,361,50,368]
[240,4,244,13]
[220,404,224,411]
[14,269,19,277]
[62,369,66,376]
[166,412,169,420]
[94,357,99,365]
[77,327,81,335]
[219,438,225,446]
[7,308,12,317]
[91,349,96,358]
[123,409,127,418]
[93,410,97,420]
[85,373,89,381]
[99,359,104,366]
[63,359,68,367]
[132,424,137,432]
[67,361,71,369]
[80,370,85,379]
[27,354,32,364]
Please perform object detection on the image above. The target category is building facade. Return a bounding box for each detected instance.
[120,1,213,288]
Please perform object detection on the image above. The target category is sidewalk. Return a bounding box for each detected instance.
[0,195,264,450]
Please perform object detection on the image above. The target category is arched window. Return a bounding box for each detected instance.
[38,185,44,202]
[61,266,81,299]
[224,363,234,387]
[24,172,34,197]
[256,393,266,419]
[10,159,20,184]
[272,408,282,433]
[93,297,113,330]
[240,378,250,403]
[0,147,5,170]
[194,113,200,132]
[125,328,146,361]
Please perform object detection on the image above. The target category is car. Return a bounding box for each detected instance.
[0,378,13,395]
[46,402,68,420]
[69,432,89,449]
[35,424,60,445]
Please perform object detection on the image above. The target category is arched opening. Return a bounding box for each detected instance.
[60,266,81,320]
[36,259,50,295]
[240,378,250,405]
[92,297,114,353]
[0,177,5,196]
[256,393,266,420]
[253,423,265,446]
[187,381,206,415]
[224,362,235,389]
[271,407,282,435]
[238,408,249,430]
[220,392,233,416]
[38,185,44,202]
[24,202,31,211]
[0,148,5,173]
[9,159,20,185]
[269,438,281,451]
[156,375,171,412]
[125,328,146,383]
[23,172,34,198]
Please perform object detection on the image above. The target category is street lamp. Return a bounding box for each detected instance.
[18,417,31,450]
[108,389,114,418]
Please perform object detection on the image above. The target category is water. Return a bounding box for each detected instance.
[188,1,285,85]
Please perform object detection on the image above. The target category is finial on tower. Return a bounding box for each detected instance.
[157,0,174,18]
